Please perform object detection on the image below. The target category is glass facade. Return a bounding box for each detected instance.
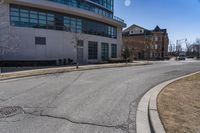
[111,44,117,58]
[90,0,113,10]
[88,41,98,60]
[101,43,109,60]
[48,0,113,18]
[10,4,117,38]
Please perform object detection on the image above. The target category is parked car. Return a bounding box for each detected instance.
[178,55,186,60]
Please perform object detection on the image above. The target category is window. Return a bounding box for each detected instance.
[88,41,98,60]
[64,16,71,31]
[55,14,63,30]
[155,44,158,50]
[30,11,38,27]
[111,44,117,58]
[71,17,77,32]
[47,13,55,29]
[154,36,158,41]
[10,4,117,38]
[76,18,82,33]
[101,43,109,60]
[20,8,29,26]
[35,37,46,45]
[77,40,84,47]
[47,0,114,18]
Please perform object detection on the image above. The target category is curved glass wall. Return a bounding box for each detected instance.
[89,0,113,11]
[10,4,117,39]
[48,0,113,18]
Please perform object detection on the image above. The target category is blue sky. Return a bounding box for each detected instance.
[114,0,200,43]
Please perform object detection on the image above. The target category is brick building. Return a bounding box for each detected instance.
[123,24,169,60]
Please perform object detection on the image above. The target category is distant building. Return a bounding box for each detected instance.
[123,24,169,60]
[0,0,126,65]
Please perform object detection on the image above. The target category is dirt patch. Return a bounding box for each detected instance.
[158,73,200,133]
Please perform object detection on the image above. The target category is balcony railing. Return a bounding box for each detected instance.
[113,16,124,23]
[46,0,125,24]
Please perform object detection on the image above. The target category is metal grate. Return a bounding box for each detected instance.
[0,106,23,118]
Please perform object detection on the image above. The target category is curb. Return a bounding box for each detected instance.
[0,62,151,81]
[136,71,200,133]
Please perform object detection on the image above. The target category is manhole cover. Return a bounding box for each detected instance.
[0,106,23,118]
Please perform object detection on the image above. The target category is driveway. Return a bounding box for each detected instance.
[0,60,200,133]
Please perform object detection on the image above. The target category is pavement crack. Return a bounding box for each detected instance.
[46,72,84,107]
[127,93,145,133]
[24,111,128,132]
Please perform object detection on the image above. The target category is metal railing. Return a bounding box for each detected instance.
[113,16,124,23]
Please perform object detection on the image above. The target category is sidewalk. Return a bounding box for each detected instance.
[0,61,151,80]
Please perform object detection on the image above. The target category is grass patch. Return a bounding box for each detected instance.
[158,73,200,133]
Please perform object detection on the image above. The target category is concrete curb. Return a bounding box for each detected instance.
[136,71,200,133]
[0,62,151,81]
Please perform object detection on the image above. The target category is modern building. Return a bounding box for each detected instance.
[0,0,126,65]
[123,24,169,60]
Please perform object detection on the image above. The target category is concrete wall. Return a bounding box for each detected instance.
[2,26,122,64]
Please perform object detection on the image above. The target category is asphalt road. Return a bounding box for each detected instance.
[0,60,200,133]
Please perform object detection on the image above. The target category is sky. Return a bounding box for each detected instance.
[114,0,200,44]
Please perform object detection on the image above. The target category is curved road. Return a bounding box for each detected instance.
[0,60,200,133]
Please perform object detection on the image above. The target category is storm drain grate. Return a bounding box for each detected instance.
[0,106,23,118]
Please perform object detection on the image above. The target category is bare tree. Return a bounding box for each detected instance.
[185,41,192,57]
[195,38,200,58]
[71,32,87,68]
[168,41,175,56]
[0,0,19,73]
[122,46,130,64]
[196,38,200,44]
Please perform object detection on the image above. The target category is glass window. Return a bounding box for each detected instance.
[71,17,77,32]
[39,12,46,20]
[11,11,19,17]
[88,41,98,60]
[101,43,109,60]
[47,13,55,29]
[11,16,19,22]
[20,9,29,18]
[30,11,38,26]
[10,7,19,12]
[76,18,82,33]
[21,17,29,23]
[30,11,37,18]
[64,16,71,31]
[10,4,117,38]
[111,44,117,58]
[47,0,114,18]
